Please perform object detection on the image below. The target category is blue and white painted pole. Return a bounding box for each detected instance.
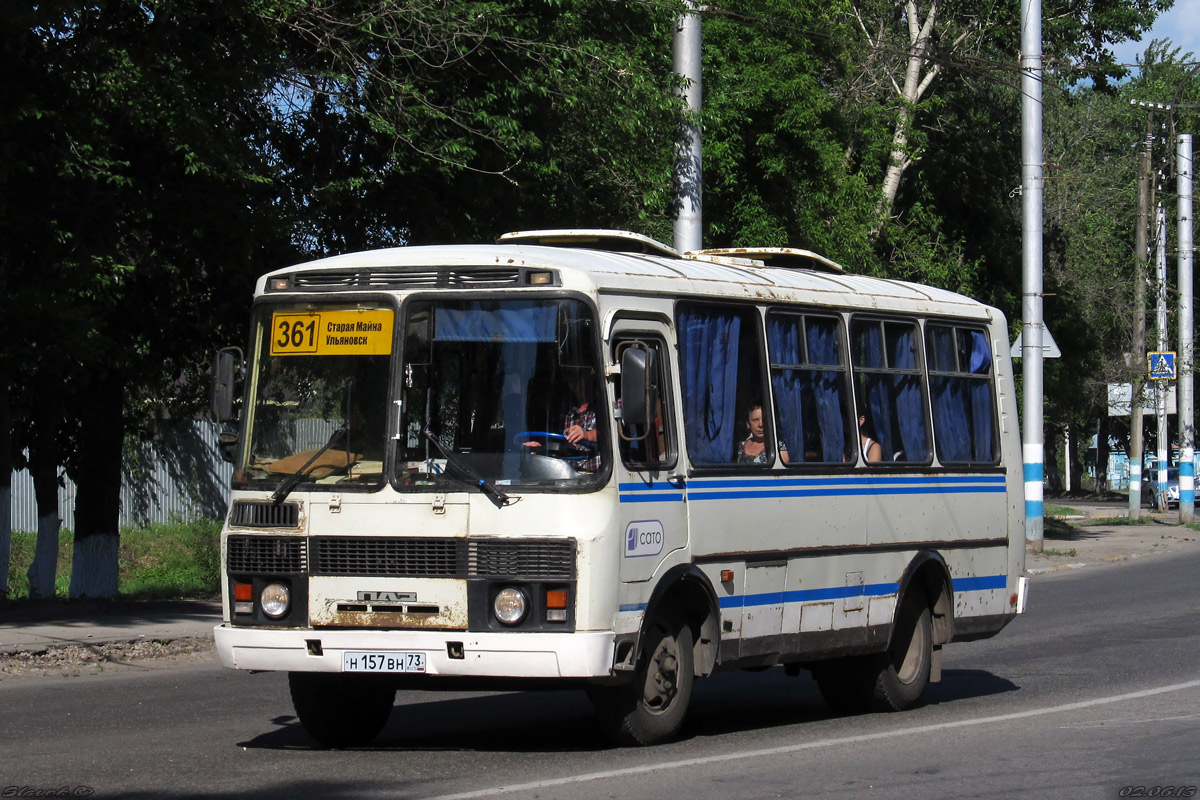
[1020,0,1044,550]
[1179,134,1194,523]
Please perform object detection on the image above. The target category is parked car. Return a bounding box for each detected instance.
[1143,467,1180,509]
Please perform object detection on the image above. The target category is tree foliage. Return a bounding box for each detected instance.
[0,0,1189,595]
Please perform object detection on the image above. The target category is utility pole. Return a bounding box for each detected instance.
[1020,0,1045,550]
[1156,202,1168,508]
[1130,135,1151,518]
[1180,134,1195,523]
[672,0,702,253]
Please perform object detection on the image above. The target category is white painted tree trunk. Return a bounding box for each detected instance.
[69,533,120,599]
[0,485,11,596]
[27,512,61,598]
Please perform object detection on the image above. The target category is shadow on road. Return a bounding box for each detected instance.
[235,664,1017,753]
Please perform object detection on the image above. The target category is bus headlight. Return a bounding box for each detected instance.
[260,582,291,618]
[493,586,528,626]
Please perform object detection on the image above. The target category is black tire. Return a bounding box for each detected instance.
[590,609,694,746]
[289,671,396,747]
[860,592,933,712]
[811,658,869,714]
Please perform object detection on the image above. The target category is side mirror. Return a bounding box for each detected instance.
[211,347,242,423]
[619,345,656,432]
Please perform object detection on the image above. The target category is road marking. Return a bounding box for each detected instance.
[421,678,1200,800]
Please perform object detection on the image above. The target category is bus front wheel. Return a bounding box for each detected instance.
[590,609,694,746]
[860,592,933,712]
[289,671,396,747]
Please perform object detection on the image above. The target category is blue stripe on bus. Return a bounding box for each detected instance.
[952,574,1007,592]
[619,474,1007,503]
[619,574,1007,614]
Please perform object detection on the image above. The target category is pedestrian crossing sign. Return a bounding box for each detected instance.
[1148,351,1176,380]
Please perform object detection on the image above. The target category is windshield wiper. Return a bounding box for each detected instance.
[421,429,514,509]
[270,427,348,505]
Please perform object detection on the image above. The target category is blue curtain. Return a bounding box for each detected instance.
[768,317,804,461]
[807,320,847,462]
[859,325,894,460]
[929,327,969,462]
[968,331,995,461]
[436,303,556,342]
[680,309,742,464]
[889,326,928,462]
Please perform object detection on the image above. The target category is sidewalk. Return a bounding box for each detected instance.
[0,598,220,656]
[1027,498,1200,574]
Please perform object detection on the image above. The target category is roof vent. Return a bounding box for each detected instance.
[498,229,679,258]
[689,247,845,274]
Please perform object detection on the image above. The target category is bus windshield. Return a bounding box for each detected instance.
[237,303,393,491]
[398,297,606,489]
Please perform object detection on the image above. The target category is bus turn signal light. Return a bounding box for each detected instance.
[546,589,568,622]
[234,583,253,601]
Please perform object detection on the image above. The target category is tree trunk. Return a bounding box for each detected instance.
[26,394,61,599]
[0,378,11,597]
[873,0,941,229]
[1044,423,1063,495]
[69,370,124,599]
[1067,420,1083,493]
[1096,414,1111,496]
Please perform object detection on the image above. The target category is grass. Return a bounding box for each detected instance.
[3,519,220,600]
[1080,516,1141,526]
[1042,547,1078,557]
[1045,504,1082,517]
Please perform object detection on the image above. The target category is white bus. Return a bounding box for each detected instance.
[212,229,1028,747]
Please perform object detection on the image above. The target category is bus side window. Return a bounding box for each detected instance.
[677,303,771,467]
[767,311,855,465]
[851,318,931,464]
[615,337,674,470]
[926,325,998,464]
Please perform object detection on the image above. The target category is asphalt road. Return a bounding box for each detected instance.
[2,552,1199,800]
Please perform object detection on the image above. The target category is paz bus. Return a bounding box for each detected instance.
[211,229,1028,747]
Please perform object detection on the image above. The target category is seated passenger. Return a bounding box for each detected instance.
[737,404,788,464]
[858,408,883,463]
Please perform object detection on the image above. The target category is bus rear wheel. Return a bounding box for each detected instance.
[289,671,396,747]
[590,609,694,746]
[860,592,933,712]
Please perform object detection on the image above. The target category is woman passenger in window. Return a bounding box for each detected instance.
[737,404,788,464]
[858,407,883,463]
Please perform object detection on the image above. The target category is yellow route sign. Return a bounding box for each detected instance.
[269,309,394,356]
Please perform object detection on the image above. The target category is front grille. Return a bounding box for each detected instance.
[227,536,307,574]
[469,540,575,579]
[312,537,465,577]
[307,537,575,579]
[289,268,523,290]
[230,501,300,528]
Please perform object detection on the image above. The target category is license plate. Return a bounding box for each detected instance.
[342,651,427,673]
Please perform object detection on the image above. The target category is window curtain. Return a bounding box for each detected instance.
[929,327,970,462]
[858,325,895,460]
[680,308,742,464]
[968,331,995,461]
[807,320,847,462]
[768,317,804,461]
[889,326,928,461]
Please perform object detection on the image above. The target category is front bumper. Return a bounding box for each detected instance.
[214,624,615,678]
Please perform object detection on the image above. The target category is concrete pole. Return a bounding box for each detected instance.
[1179,134,1195,523]
[1130,147,1151,519]
[1156,202,1169,506]
[1020,0,1045,550]
[673,1,702,254]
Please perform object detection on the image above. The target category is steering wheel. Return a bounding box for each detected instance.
[514,431,570,457]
